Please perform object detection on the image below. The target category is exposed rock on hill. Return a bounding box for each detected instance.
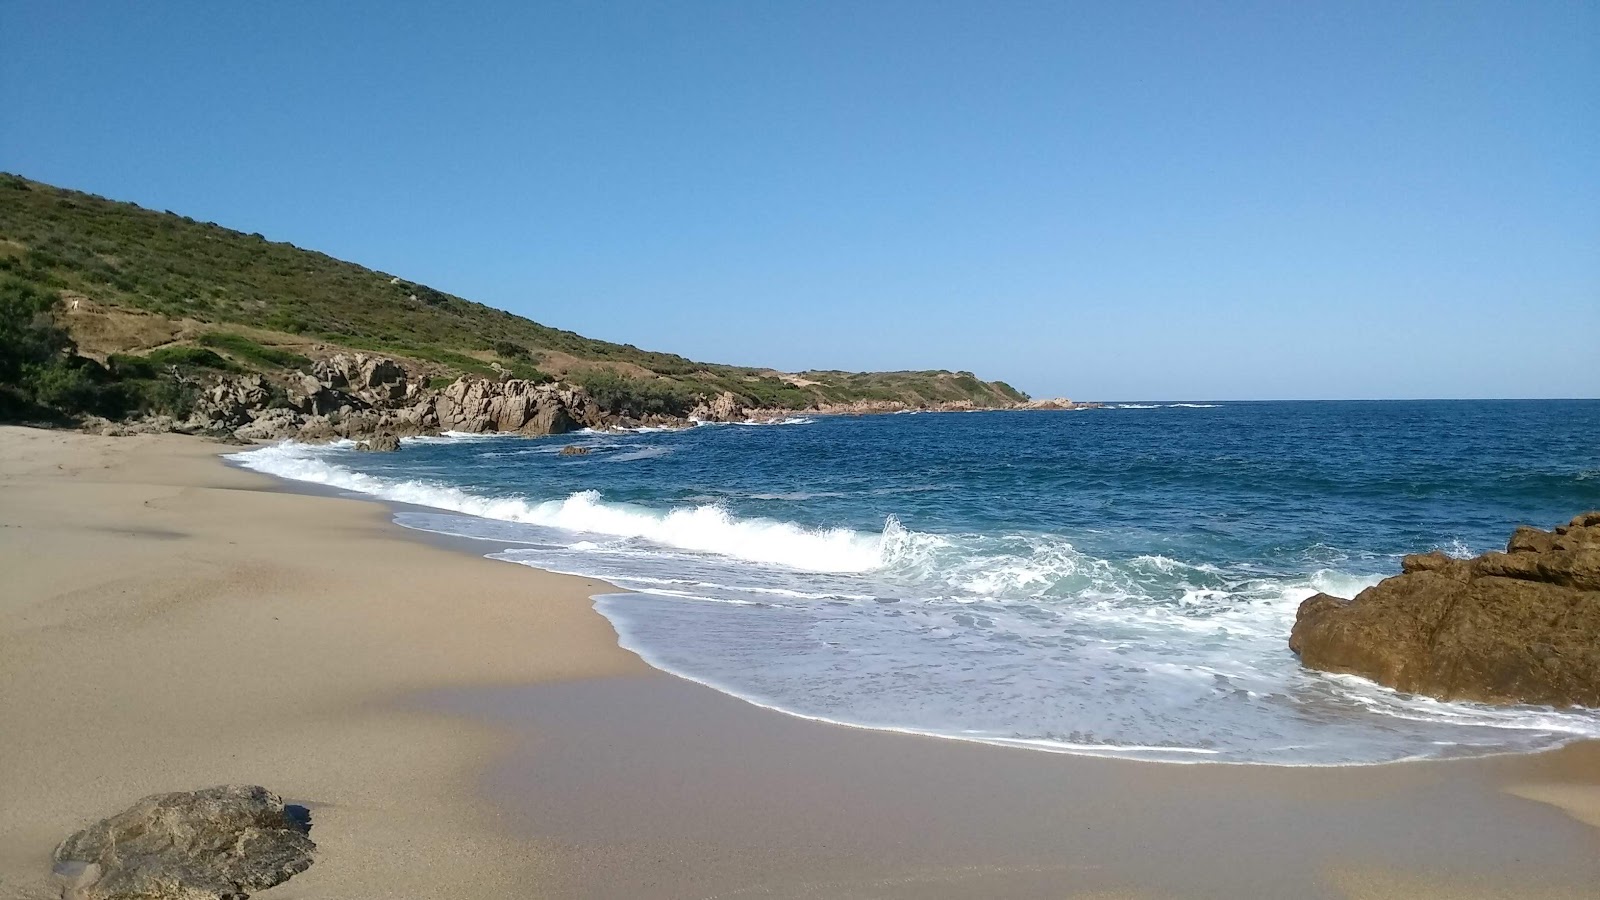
[1289,513,1600,707]
[52,784,314,900]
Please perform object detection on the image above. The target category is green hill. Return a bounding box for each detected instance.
[0,173,1027,417]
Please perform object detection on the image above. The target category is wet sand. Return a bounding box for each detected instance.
[2,425,1597,899]
[433,676,1600,899]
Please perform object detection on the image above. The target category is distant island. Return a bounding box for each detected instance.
[0,174,1094,439]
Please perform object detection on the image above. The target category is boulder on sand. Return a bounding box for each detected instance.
[52,784,314,900]
[1289,512,1600,707]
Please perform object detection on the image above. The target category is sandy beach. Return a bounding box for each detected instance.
[3,425,1599,900]
[0,426,645,898]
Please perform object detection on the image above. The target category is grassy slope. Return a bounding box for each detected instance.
[0,174,1027,410]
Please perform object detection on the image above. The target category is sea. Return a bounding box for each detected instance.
[231,399,1600,765]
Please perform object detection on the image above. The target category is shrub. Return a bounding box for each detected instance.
[197,332,309,369]
[0,277,132,418]
[492,339,530,359]
[109,346,235,379]
[574,370,697,417]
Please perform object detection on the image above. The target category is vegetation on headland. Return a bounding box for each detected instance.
[0,173,1029,422]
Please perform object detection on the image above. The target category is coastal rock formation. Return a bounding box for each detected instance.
[295,353,408,412]
[90,347,1103,444]
[52,785,314,900]
[1289,512,1600,707]
[194,374,272,428]
[690,391,747,423]
[232,408,303,442]
[559,445,590,456]
[1019,397,1103,411]
[290,373,349,416]
[354,433,401,452]
[430,377,596,435]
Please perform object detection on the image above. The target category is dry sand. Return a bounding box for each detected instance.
[0,426,644,898]
[2,425,1598,899]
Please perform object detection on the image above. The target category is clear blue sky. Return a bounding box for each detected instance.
[3,1,1596,400]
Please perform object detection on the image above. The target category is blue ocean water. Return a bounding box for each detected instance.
[234,400,1600,764]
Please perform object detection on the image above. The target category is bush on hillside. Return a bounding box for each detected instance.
[197,332,310,369]
[0,277,128,419]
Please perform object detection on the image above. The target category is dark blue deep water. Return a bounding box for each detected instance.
[237,400,1600,764]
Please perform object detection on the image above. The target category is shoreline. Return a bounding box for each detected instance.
[4,426,1599,899]
[238,440,1598,771]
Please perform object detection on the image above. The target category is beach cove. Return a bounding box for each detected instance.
[2,425,1599,899]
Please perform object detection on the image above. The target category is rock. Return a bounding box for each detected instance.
[310,354,360,390]
[232,408,305,442]
[295,417,338,443]
[191,375,272,429]
[558,445,589,456]
[1289,512,1600,707]
[432,377,596,435]
[304,354,409,410]
[1018,397,1102,410]
[291,373,349,416]
[52,784,314,900]
[354,433,402,452]
[689,391,746,423]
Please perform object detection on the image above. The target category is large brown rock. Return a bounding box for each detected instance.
[52,785,314,900]
[1289,512,1600,707]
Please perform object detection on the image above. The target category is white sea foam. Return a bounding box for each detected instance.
[231,441,888,572]
[689,415,817,427]
[1167,403,1221,408]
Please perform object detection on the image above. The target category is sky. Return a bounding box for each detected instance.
[3,1,1596,400]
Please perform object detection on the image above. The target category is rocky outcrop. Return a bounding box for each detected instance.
[52,785,314,900]
[429,377,596,435]
[291,353,408,415]
[1019,397,1103,410]
[689,391,747,423]
[194,374,272,428]
[354,433,402,452]
[98,351,1096,443]
[231,408,303,442]
[1289,513,1600,707]
[558,445,590,456]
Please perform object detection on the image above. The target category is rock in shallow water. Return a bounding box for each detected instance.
[53,785,314,900]
[1290,512,1600,707]
[354,433,402,452]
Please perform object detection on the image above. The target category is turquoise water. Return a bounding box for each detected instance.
[234,400,1600,764]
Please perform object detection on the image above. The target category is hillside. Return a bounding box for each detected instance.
[0,173,1027,414]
